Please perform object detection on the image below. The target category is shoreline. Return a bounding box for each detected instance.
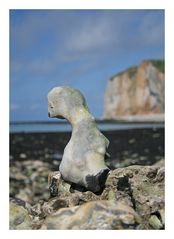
[10,121,164,134]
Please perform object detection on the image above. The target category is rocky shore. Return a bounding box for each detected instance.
[10,128,164,230]
[10,161,164,230]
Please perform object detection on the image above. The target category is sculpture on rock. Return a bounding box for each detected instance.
[47,86,110,193]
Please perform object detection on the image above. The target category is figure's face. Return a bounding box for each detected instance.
[47,86,88,119]
[48,99,56,118]
[47,87,65,118]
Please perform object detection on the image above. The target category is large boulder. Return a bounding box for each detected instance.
[9,163,164,229]
[41,200,141,230]
[104,165,164,229]
[36,163,164,229]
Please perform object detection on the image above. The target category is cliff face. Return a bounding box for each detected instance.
[104,60,164,119]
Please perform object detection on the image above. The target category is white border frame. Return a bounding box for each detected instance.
[0,0,173,238]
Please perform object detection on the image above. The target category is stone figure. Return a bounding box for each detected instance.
[47,86,110,193]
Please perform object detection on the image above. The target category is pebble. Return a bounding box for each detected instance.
[144,148,150,153]
[149,215,163,229]
[10,155,14,160]
[131,153,138,158]
[129,138,136,144]
[53,160,59,166]
[152,133,160,139]
[19,153,27,159]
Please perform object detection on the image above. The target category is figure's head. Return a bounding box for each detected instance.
[47,86,88,119]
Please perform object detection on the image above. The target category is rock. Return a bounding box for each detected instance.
[19,153,27,159]
[159,209,165,225]
[149,215,163,229]
[47,86,110,192]
[10,162,164,229]
[45,163,164,229]
[48,171,71,197]
[105,165,164,222]
[153,159,164,167]
[9,198,32,229]
[41,200,141,229]
[104,60,164,119]
[43,191,100,213]
[10,160,51,203]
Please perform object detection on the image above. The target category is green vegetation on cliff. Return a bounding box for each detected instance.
[110,59,165,80]
[151,59,165,73]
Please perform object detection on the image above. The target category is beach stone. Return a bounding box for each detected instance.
[45,163,164,229]
[19,153,27,159]
[9,198,32,230]
[41,190,100,216]
[153,159,164,167]
[10,160,51,203]
[48,171,70,197]
[149,215,163,229]
[104,165,164,228]
[103,165,164,222]
[41,200,141,230]
[47,86,110,192]
[9,159,164,229]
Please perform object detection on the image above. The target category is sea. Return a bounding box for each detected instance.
[10,120,164,133]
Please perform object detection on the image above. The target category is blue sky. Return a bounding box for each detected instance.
[10,9,164,121]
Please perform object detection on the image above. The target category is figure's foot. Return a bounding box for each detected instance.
[70,183,87,193]
[85,168,110,193]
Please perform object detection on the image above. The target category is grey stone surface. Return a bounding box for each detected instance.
[9,199,32,230]
[37,163,164,229]
[41,200,141,230]
[47,86,110,192]
[9,162,164,229]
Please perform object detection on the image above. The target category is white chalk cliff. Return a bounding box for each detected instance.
[103,60,164,120]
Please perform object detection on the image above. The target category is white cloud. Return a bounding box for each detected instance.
[65,17,114,53]
[28,58,55,74]
[10,10,164,79]
[30,103,41,110]
[10,103,20,111]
